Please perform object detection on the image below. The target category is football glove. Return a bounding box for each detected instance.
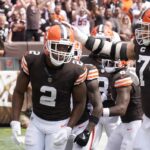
[10,121,24,145]
[54,126,72,146]
[74,129,90,147]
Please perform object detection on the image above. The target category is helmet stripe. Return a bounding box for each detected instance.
[60,24,68,40]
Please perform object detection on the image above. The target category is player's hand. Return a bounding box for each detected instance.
[54,126,72,146]
[61,21,88,44]
[74,129,90,147]
[10,121,24,145]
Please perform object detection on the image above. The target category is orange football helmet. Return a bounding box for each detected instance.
[135,8,150,46]
[44,24,75,66]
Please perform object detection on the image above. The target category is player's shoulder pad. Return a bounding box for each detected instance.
[85,64,99,81]
[70,59,87,85]
[114,69,133,88]
[24,50,42,57]
[23,50,42,62]
[21,50,42,75]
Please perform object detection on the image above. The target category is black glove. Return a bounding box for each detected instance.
[74,129,90,147]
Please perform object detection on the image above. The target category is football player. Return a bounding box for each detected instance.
[69,7,150,150]
[80,54,121,150]
[10,24,87,150]
[102,60,143,150]
[71,41,103,150]
[90,22,121,150]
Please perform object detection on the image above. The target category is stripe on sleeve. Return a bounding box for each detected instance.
[21,56,29,75]
[87,69,99,80]
[74,68,87,85]
[114,77,133,88]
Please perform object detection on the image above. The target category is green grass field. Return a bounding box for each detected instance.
[0,127,25,150]
[0,127,107,150]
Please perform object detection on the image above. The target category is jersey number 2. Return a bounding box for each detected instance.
[40,86,56,107]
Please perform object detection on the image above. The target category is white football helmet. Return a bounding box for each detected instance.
[102,59,126,73]
[135,8,150,46]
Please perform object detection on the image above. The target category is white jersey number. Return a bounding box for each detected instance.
[40,86,57,107]
[98,76,109,102]
[138,55,150,86]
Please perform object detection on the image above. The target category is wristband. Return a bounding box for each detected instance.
[103,108,110,117]
[89,115,99,125]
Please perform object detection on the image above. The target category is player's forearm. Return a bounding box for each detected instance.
[74,28,129,60]
[12,91,24,121]
[103,104,127,117]
[67,100,86,128]
[86,103,102,132]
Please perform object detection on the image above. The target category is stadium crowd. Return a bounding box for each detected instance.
[0,0,150,150]
[0,0,148,44]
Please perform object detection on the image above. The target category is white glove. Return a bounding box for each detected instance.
[61,21,88,45]
[54,126,72,146]
[72,26,88,45]
[10,121,25,145]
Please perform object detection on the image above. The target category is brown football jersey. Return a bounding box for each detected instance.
[21,51,87,121]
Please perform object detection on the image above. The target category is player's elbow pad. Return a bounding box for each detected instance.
[110,42,128,60]
[85,36,104,54]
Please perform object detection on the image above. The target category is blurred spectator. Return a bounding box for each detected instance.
[91,20,121,43]
[72,6,91,35]
[19,0,49,41]
[113,6,122,19]
[66,1,79,23]
[130,0,143,24]
[51,3,68,22]
[0,0,11,20]
[90,1,104,27]
[19,7,26,22]
[121,0,133,14]
[103,7,120,33]
[119,13,133,41]
[40,13,56,34]
[7,10,25,42]
[41,1,55,22]
[0,14,9,42]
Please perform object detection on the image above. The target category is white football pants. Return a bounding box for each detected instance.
[92,116,121,150]
[105,120,142,150]
[132,115,150,150]
[25,112,69,150]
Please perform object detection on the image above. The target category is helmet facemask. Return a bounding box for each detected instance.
[135,21,150,46]
[45,40,73,66]
[102,59,120,73]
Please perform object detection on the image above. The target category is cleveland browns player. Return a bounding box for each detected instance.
[70,41,102,150]
[10,24,87,150]
[102,60,143,150]
[80,54,121,150]
[70,7,150,150]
